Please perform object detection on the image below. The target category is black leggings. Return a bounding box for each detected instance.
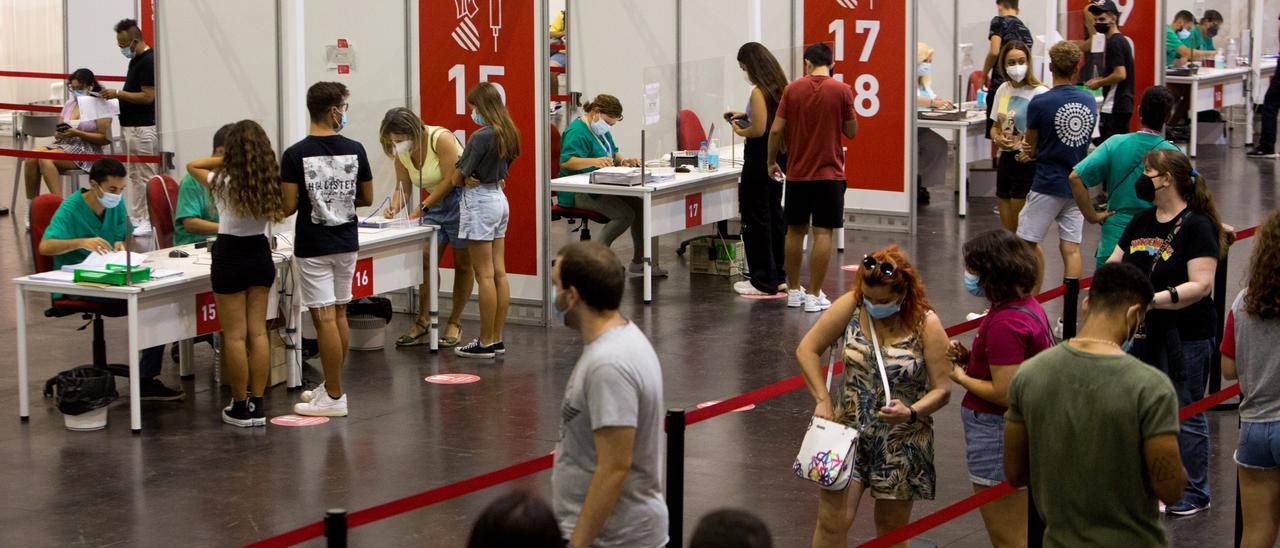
[739,170,785,291]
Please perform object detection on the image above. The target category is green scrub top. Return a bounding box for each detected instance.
[556,117,619,208]
[172,173,219,246]
[42,190,131,271]
[1165,26,1190,66]
[1073,132,1182,265]
[1188,27,1216,53]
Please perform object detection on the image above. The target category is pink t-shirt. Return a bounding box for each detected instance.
[963,296,1054,415]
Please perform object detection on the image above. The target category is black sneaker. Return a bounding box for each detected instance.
[1247,147,1278,159]
[222,400,253,428]
[454,339,496,359]
[139,378,184,401]
[248,396,266,427]
[492,341,506,355]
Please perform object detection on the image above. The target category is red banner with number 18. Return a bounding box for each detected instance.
[805,0,908,193]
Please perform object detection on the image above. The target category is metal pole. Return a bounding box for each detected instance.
[1028,485,1045,548]
[1210,246,1229,394]
[324,509,348,548]
[1063,278,1081,340]
[1234,419,1244,548]
[665,408,686,548]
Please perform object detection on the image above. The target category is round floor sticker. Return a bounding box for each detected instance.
[695,400,756,413]
[739,292,787,300]
[840,264,861,272]
[270,415,331,427]
[426,373,481,385]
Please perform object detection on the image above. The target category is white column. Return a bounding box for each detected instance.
[280,0,307,147]
[748,0,763,43]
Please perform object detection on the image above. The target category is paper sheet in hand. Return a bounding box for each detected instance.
[61,251,150,273]
[76,95,120,121]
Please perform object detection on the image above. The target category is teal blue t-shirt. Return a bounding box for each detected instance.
[42,190,130,271]
[556,117,618,207]
[172,173,219,246]
[1073,133,1181,261]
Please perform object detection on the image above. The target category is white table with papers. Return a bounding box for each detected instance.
[918,110,992,218]
[1166,66,1252,157]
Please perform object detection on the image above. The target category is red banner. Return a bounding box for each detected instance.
[804,0,908,193]
[419,0,536,276]
[1066,0,1156,130]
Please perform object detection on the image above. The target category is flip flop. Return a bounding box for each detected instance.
[438,322,463,349]
[395,319,431,347]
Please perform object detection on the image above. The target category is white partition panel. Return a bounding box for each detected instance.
[65,0,133,80]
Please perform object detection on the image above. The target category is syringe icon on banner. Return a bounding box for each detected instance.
[489,0,503,52]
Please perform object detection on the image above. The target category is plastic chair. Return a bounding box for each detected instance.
[9,111,62,211]
[146,175,180,249]
[548,122,610,240]
[967,70,985,103]
[29,194,129,376]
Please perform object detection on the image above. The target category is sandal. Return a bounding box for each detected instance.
[438,321,463,349]
[395,319,431,347]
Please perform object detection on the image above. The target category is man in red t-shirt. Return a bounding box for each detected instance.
[767,42,858,313]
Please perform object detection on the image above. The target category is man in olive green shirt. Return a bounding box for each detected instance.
[1005,263,1186,547]
[173,124,231,245]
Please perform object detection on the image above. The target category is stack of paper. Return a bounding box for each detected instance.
[589,167,675,186]
[61,251,150,273]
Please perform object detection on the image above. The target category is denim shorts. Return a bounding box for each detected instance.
[422,186,466,249]
[962,407,1007,486]
[1236,421,1280,470]
[458,185,509,242]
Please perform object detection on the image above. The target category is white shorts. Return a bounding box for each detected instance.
[296,252,358,309]
[1016,191,1084,244]
[458,186,509,242]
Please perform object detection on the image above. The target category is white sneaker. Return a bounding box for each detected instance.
[778,283,788,292]
[804,291,832,313]
[132,219,153,236]
[733,280,770,296]
[966,309,989,322]
[787,287,806,308]
[294,388,347,417]
[1053,317,1065,340]
[300,382,324,403]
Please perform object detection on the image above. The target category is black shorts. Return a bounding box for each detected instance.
[784,180,845,229]
[211,234,276,294]
[996,152,1035,200]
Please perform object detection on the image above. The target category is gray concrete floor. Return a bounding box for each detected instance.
[0,135,1272,547]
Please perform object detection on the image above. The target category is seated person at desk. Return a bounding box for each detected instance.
[1166,10,1217,67]
[556,94,664,276]
[22,68,113,201]
[915,42,952,206]
[1189,10,1223,55]
[173,123,232,245]
[1169,10,1225,134]
[38,158,182,401]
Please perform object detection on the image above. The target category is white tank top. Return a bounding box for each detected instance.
[206,172,269,237]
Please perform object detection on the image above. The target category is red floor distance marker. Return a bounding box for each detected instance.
[270,415,331,427]
[696,400,756,413]
[739,292,788,300]
[426,373,481,385]
[841,264,861,272]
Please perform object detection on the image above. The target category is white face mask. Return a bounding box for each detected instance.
[742,71,753,86]
[917,63,932,77]
[1006,64,1028,82]
[394,140,412,155]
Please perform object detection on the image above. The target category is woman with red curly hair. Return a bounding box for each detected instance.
[796,245,952,547]
[1221,210,1280,547]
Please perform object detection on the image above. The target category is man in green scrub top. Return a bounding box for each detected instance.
[1166,10,1215,67]
[39,158,184,400]
[172,124,231,245]
[1069,86,1182,269]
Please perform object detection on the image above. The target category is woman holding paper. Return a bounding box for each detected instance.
[23,68,114,200]
[795,245,951,548]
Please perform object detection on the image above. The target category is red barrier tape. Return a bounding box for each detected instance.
[0,148,162,164]
[0,70,126,82]
[550,66,566,74]
[0,102,61,113]
[246,454,555,548]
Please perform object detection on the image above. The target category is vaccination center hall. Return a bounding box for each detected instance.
[6,0,1280,546]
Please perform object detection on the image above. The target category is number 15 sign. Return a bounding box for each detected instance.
[806,0,911,197]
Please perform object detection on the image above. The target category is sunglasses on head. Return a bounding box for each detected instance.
[862,255,897,279]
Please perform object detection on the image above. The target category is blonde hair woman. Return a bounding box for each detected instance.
[915,42,953,204]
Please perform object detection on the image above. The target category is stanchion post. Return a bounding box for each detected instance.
[325,508,348,548]
[666,408,686,548]
[1027,486,1045,548]
[1235,457,1243,548]
[1210,246,1230,394]
[1062,278,1080,340]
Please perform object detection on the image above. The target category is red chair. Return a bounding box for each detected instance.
[29,194,129,375]
[967,70,986,103]
[678,109,708,150]
[146,175,180,249]
[548,122,610,241]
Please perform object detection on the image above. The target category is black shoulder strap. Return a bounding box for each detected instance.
[1009,305,1054,346]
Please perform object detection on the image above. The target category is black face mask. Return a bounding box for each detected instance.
[1135,174,1156,203]
[1095,22,1112,33]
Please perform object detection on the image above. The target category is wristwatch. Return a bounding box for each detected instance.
[1168,286,1180,304]
[908,407,918,424]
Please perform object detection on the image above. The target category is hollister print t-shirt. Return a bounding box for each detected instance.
[280,134,372,258]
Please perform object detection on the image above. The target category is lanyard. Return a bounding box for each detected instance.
[585,116,613,158]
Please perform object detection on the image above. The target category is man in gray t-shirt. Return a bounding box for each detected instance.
[550,242,667,548]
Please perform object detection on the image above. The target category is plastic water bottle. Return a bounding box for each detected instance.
[1227,38,1239,68]
[708,139,720,172]
[1214,50,1226,69]
[698,141,709,172]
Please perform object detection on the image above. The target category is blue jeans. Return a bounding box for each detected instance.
[1175,338,1214,508]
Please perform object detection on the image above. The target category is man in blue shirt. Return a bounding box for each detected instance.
[1016,41,1096,305]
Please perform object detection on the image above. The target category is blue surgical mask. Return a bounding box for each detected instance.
[70,89,87,98]
[335,111,348,132]
[964,271,986,298]
[121,45,135,59]
[1177,28,1192,40]
[863,298,902,320]
[98,188,123,209]
[552,286,567,324]
[591,118,611,136]
[917,63,932,77]
[471,110,487,127]
[1122,310,1141,353]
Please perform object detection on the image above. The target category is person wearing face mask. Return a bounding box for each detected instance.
[1108,148,1227,517]
[915,42,953,206]
[549,241,667,548]
[1166,10,1216,67]
[281,81,374,417]
[982,0,1034,140]
[100,19,157,238]
[1004,262,1185,546]
[946,230,1050,548]
[22,69,113,201]
[1085,0,1136,144]
[989,40,1048,233]
[796,245,951,548]
[377,107,474,349]
[39,158,180,401]
[557,94,659,277]
[1189,10,1224,53]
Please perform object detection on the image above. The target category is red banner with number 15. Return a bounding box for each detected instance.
[805,0,908,193]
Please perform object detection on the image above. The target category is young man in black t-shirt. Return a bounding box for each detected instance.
[1085,0,1136,143]
[281,82,373,417]
[101,18,158,236]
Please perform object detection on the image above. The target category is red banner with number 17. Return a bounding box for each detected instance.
[805,0,908,193]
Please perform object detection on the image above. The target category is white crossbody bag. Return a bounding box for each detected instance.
[794,316,894,491]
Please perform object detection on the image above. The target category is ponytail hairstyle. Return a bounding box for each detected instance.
[68,68,103,93]
[736,42,789,108]
[1245,210,1280,319]
[582,94,624,120]
[378,107,425,159]
[467,82,520,161]
[1143,149,1227,257]
[212,119,286,222]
